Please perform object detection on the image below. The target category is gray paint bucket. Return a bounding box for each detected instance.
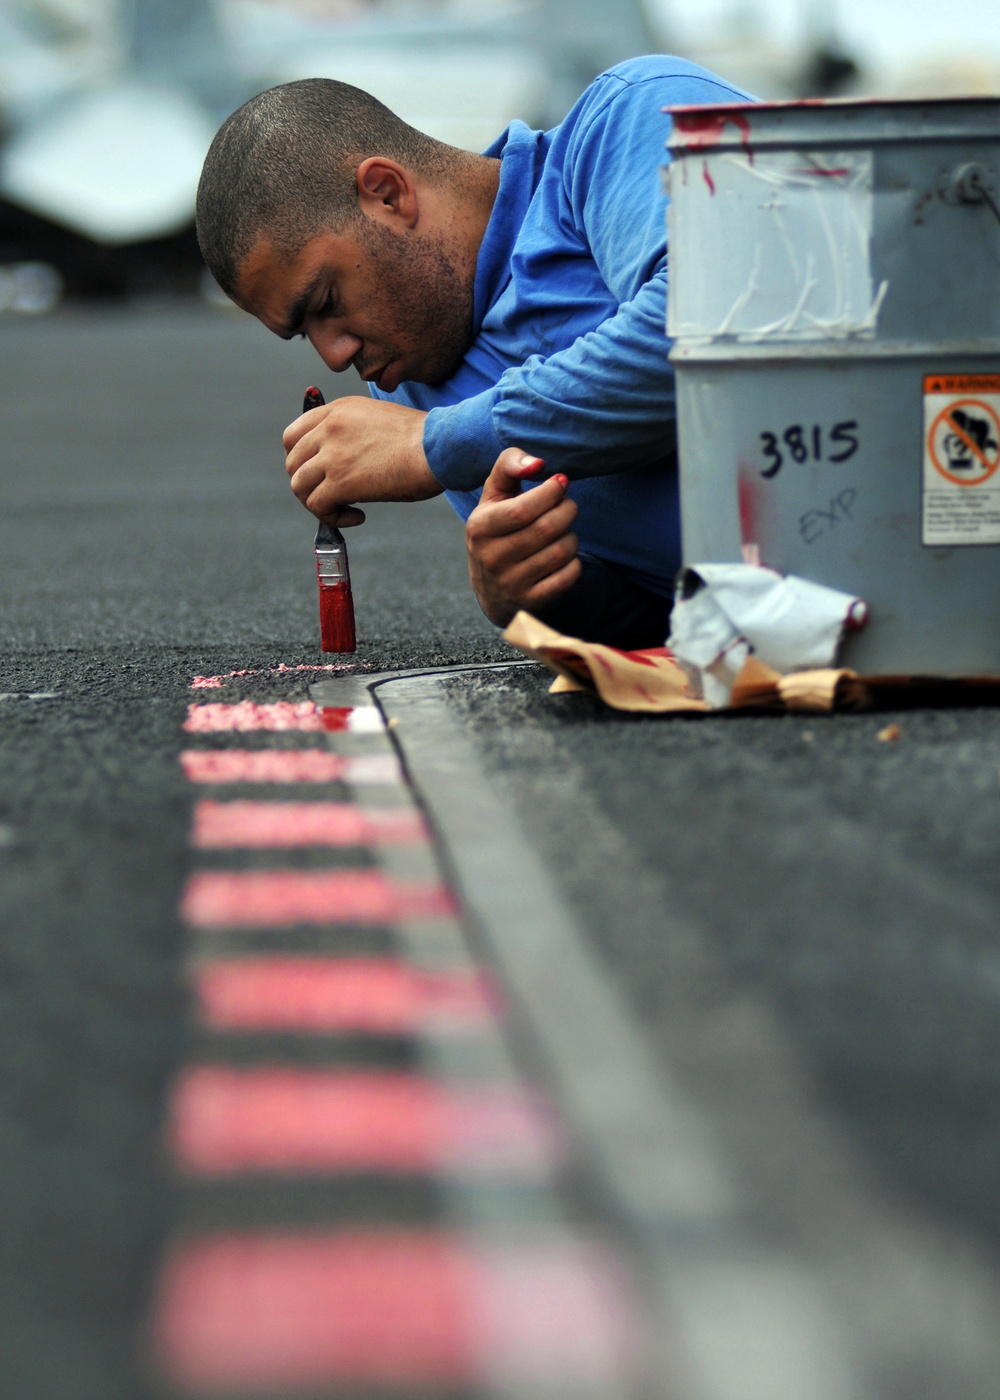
[665,98,1000,674]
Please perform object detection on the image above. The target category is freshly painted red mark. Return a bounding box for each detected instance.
[191,664,358,689]
[154,1231,473,1390]
[181,870,457,927]
[193,957,497,1034]
[319,580,357,653]
[179,749,400,784]
[153,1230,638,1391]
[320,705,352,731]
[183,702,322,733]
[319,705,384,733]
[191,801,426,848]
[168,1067,560,1176]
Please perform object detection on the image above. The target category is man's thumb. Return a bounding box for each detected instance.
[479,448,544,505]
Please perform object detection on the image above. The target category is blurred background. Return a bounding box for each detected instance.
[0,0,998,309]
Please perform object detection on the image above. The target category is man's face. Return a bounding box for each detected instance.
[234,215,474,392]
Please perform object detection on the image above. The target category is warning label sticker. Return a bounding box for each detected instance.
[923,374,1000,545]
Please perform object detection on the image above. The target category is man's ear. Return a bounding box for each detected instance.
[356,158,418,228]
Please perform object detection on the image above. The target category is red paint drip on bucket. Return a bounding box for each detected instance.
[670,107,754,162]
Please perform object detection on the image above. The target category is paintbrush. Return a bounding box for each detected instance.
[303,386,357,653]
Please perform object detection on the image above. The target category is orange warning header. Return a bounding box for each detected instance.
[924,374,1000,395]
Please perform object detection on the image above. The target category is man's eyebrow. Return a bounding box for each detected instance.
[280,273,324,340]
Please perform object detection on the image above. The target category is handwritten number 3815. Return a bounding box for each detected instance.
[759,421,859,478]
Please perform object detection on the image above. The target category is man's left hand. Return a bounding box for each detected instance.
[283,396,441,528]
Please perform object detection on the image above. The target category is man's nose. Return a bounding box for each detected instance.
[310,327,363,373]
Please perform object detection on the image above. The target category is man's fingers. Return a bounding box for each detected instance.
[520,556,583,612]
[473,498,579,568]
[469,474,572,544]
[318,506,366,529]
[282,405,326,455]
[501,532,579,592]
[479,448,545,506]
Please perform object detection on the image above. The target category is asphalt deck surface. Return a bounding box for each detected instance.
[2,304,1000,1399]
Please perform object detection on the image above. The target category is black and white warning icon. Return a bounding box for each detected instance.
[923,375,1000,545]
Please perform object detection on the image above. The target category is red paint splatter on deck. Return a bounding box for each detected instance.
[191,800,426,848]
[181,869,457,926]
[153,1231,638,1392]
[319,580,357,653]
[179,749,400,784]
[183,701,323,732]
[193,957,496,1034]
[168,1066,560,1176]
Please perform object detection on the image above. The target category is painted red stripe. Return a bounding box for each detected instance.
[179,749,400,784]
[181,870,456,927]
[153,1231,637,1391]
[191,800,426,848]
[194,958,496,1034]
[183,702,323,733]
[168,1067,559,1177]
[154,1231,473,1390]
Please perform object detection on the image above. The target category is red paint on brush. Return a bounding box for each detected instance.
[180,869,458,927]
[168,1066,560,1177]
[193,957,496,1034]
[191,800,427,848]
[152,1230,639,1391]
[319,580,356,653]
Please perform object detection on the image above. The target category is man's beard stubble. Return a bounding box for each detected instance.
[356,219,474,387]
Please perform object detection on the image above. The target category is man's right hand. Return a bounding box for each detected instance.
[465,448,582,627]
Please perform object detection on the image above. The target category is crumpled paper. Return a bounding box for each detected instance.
[668,563,867,708]
[502,611,854,715]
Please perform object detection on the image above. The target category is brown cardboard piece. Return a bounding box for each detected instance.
[503,612,1000,715]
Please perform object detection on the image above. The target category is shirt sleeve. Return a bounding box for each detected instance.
[422,70,707,492]
[424,269,673,491]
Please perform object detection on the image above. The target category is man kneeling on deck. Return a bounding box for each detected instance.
[195,56,749,648]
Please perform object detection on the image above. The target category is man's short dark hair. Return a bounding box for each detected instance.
[196,78,452,295]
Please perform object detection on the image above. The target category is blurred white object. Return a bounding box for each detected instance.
[0,82,216,244]
[0,262,63,314]
[668,564,866,708]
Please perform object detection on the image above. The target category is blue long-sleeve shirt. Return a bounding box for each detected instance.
[371,55,751,597]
